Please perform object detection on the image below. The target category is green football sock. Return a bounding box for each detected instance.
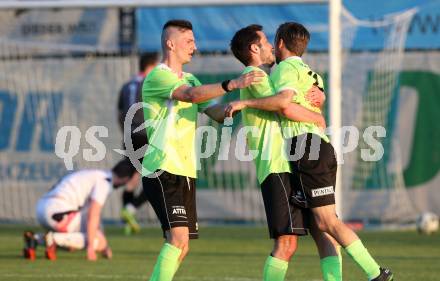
[263,255,289,281]
[320,256,342,281]
[344,240,380,280]
[149,243,182,281]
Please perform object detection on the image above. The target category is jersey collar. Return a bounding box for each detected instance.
[157,63,185,78]
[244,65,270,75]
[158,63,171,70]
[284,56,303,62]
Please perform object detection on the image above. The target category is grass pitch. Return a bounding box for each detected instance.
[0,225,438,281]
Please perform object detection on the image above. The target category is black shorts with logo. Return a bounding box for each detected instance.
[287,133,337,208]
[261,173,309,239]
[142,171,198,239]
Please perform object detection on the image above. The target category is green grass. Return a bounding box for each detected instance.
[0,225,439,281]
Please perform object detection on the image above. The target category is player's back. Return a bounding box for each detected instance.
[44,169,112,210]
[271,57,328,141]
[279,57,324,113]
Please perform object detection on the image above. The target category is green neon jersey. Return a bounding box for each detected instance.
[271,56,329,142]
[141,64,214,178]
[240,66,291,184]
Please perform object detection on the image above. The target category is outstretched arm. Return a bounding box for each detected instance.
[225,88,325,128]
[171,71,264,104]
[86,200,102,261]
[282,103,326,128]
[224,89,294,116]
[225,85,326,116]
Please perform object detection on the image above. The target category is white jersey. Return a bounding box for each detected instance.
[43,169,113,210]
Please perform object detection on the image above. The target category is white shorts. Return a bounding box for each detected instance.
[36,197,88,233]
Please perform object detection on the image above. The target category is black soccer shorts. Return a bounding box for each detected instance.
[142,171,198,239]
[261,173,309,239]
[287,133,337,209]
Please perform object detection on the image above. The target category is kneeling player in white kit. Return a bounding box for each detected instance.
[23,159,136,261]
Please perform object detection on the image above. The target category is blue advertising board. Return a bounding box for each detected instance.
[137,0,440,51]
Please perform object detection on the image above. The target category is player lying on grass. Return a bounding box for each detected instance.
[226,22,394,281]
[140,19,264,281]
[23,159,136,261]
[229,24,341,281]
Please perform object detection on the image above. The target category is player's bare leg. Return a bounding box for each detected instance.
[312,204,392,281]
[148,227,188,281]
[272,235,298,261]
[263,235,297,281]
[310,217,342,281]
[166,226,190,262]
[312,205,358,246]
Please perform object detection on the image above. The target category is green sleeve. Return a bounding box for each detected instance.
[142,68,181,100]
[241,66,274,98]
[248,74,274,98]
[270,62,300,94]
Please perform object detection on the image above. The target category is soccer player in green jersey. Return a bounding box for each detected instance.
[227,22,393,281]
[140,20,263,281]
[230,24,341,281]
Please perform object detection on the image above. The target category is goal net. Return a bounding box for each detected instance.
[337,8,419,224]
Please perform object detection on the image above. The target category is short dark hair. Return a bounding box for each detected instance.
[163,19,193,32]
[275,22,310,57]
[230,24,263,66]
[112,159,136,179]
[139,52,159,71]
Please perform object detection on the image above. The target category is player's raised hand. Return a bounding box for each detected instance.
[229,71,264,90]
[306,85,325,108]
[225,101,247,117]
